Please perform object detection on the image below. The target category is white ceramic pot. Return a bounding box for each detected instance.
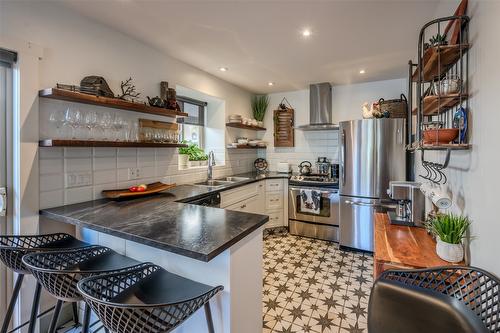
[178,154,189,166]
[199,160,208,167]
[188,160,200,168]
[436,237,464,263]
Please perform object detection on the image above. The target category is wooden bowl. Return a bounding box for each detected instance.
[423,128,459,144]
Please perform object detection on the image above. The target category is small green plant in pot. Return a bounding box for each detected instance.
[429,33,448,47]
[251,95,269,126]
[178,140,190,166]
[427,213,471,263]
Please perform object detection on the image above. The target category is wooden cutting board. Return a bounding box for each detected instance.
[102,182,176,199]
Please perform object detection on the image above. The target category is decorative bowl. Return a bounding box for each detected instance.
[423,128,459,144]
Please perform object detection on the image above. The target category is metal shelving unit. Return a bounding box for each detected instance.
[408,15,471,183]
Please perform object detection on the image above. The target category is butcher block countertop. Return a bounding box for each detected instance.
[374,213,465,278]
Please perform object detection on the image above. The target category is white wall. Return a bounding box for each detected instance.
[0,1,258,212]
[417,0,500,275]
[261,79,406,172]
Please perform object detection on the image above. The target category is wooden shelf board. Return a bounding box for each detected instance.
[225,122,266,131]
[420,143,471,150]
[39,139,188,148]
[412,93,468,115]
[226,146,266,149]
[39,88,188,118]
[412,44,470,82]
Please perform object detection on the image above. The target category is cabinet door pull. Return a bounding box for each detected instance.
[240,204,247,209]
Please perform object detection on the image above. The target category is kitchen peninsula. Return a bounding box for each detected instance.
[40,173,288,333]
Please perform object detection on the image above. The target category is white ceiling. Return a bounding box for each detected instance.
[61,0,455,93]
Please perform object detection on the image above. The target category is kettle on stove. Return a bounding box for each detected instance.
[298,161,312,175]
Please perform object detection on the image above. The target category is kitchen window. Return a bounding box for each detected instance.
[177,96,207,148]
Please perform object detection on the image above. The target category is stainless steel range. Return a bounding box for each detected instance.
[288,169,339,242]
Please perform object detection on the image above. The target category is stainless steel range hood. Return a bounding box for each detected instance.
[296,82,339,131]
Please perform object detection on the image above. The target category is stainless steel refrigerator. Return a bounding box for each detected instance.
[339,118,406,252]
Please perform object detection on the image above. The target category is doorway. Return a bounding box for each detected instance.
[0,49,15,330]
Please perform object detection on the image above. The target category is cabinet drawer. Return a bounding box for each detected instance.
[266,179,283,192]
[266,210,283,228]
[266,192,283,210]
[225,195,259,213]
[220,182,259,208]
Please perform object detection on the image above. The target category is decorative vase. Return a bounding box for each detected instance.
[436,237,464,263]
[178,154,189,166]
[258,121,264,127]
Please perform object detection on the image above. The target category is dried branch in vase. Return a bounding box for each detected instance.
[117,77,141,101]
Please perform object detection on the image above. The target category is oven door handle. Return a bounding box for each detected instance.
[289,187,338,195]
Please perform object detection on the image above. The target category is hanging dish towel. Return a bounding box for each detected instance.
[299,189,321,215]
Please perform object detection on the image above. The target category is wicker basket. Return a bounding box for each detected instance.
[379,94,408,118]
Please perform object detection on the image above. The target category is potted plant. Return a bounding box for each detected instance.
[251,95,269,127]
[199,154,209,167]
[428,33,448,48]
[427,213,471,263]
[178,140,190,166]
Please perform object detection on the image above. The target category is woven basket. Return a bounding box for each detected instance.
[379,94,408,118]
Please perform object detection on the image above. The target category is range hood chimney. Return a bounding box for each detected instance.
[296,82,339,131]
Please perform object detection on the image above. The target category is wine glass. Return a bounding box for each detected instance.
[100,112,113,141]
[49,110,65,139]
[113,115,125,141]
[84,111,98,140]
[64,107,82,139]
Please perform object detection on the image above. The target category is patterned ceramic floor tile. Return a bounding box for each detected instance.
[263,231,373,333]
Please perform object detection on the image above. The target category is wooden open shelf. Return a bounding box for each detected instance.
[420,143,471,150]
[225,122,266,131]
[412,93,467,115]
[39,88,188,118]
[412,44,469,82]
[39,139,188,148]
[226,145,266,150]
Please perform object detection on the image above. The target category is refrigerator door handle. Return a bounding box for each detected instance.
[345,200,376,207]
[341,129,346,186]
[345,200,396,209]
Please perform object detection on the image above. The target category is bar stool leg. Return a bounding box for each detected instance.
[204,302,215,333]
[1,274,25,333]
[71,302,79,326]
[27,282,42,333]
[48,300,63,333]
[81,303,91,333]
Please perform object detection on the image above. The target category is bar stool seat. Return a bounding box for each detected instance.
[22,245,139,333]
[77,263,224,333]
[0,233,87,333]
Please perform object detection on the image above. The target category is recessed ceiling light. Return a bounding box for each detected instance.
[301,29,312,37]
[268,82,274,86]
[359,69,366,74]
[219,67,228,72]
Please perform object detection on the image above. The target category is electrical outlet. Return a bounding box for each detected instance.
[65,172,92,188]
[128,168,141,180]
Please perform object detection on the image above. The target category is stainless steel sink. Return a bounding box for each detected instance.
[194,180,233,187]
[216,177,250,182]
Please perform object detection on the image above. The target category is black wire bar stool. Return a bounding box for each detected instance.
[77,263,224,333]
[22,245,139,333]
[0,233,87,333]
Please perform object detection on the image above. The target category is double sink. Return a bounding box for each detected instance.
[194,176,250,188]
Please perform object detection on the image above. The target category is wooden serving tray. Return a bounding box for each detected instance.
[102,182,176,199]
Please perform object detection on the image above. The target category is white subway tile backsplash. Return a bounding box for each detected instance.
[93,169,117,185]
[64,148,92,158]
[40,174,64,192]
[94,157,116,171]
[40,158,64,175]
[40,189,64,209]
[65,186,93,205]
[40,147,257,207]
[66,158,92,172]
[40,147,63,159]
[117,155,137,169]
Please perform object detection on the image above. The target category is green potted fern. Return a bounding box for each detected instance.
[427,213,471,263]
[251,95,269,127]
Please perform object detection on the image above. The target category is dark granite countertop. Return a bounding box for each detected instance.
[40,172,290,262]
